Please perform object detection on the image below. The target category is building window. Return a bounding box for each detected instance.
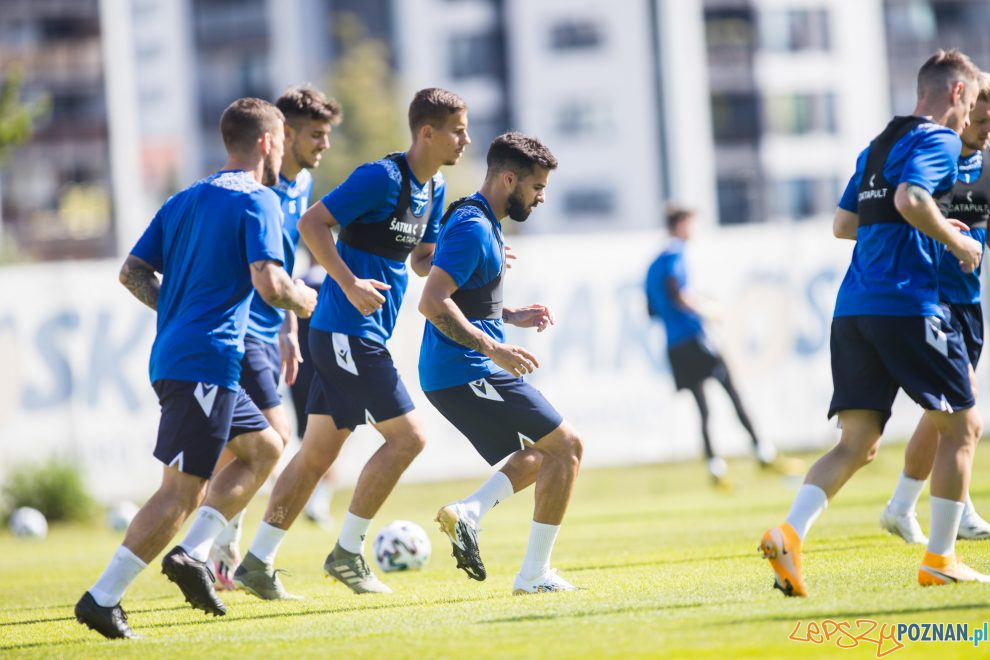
[449,31,504,79]
[764,92,836,135]
[710,93,759,143]
[717,177,760,225]
[769,178,837,221]
[556,100,611,137]
[549,19,604,52]
[563,187,616,217]
[704,8,755,51]
[759,9,830,52]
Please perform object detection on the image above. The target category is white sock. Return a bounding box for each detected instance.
[460,471,514,525]
[785,484,828,541]
[178,507,228,562]
[89,545,147,607]
[519,521,560,579]
[962,493,979,521]
[337,512,372,554]
[214,510,245,548]
[928,496,965,556]
[888,473,926,515]
[249,522,288,565]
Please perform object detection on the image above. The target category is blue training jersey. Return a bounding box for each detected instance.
[310,154,445,345]
[419,193,505,392]
[939,150,987,304]
[131,170,285,389]
[835,120,961,318]
[246,169,313,343]
[645,239,705,348]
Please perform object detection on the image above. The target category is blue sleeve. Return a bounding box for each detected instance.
[838,147,868,212]
[244,194,285,265]
[321,162,395,228]
[131,210,164,272]
[669,253,686,290]
[900,129,961,194]
[432,216,485,288]
[421,176,446,244]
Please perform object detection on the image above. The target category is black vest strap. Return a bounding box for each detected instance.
[858,117,953,226]
[440,197,505,320]
[949,150,990,231]
[338,153,434,261]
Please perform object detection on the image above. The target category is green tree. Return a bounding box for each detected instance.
[0,68,47,164]
[312,12,406,193]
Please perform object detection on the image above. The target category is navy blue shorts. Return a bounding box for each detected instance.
[667,334,726,390]
[425,372,564,466]
[828,315,974,428]
[152,380,270,479]
[306,329,415,431]
[942,302,984,367]
[289,316,316,436]
[240,336,282,410]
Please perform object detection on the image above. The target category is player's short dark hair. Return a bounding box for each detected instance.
[408,88,467,133]
[485,132,558,180]
[276,84,342,127]
[220,98,285,154]
[666,205,695,231]
[979,72,990,103]
[917,49,980,97]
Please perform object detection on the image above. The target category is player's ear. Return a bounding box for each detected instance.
[260,131,273,155]
[502,170,515,190]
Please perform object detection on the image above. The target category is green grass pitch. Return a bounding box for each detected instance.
[2,444,989,658]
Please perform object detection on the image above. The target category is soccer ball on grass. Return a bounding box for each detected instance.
[8,506,48,539]
[373,520,431,572]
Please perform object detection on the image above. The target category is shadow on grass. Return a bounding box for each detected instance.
[479,600,709,625]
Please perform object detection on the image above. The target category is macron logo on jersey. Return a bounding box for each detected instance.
[194,383,218,417]
[469,379,504,402]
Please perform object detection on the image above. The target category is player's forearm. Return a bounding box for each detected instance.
[895,183,960,248]
[256,267,311,316]
[422,297,497,355]
[279,310,298,338]
[298,208,360,291]
[118,255,159,311]
[410,250,433,278]
[833,209,859,240]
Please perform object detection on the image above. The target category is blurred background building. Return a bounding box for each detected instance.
[0,0,988,257]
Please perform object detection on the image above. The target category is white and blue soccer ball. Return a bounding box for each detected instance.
[106,500,139,532]
[8,506,48,539]
[373,520,431,572]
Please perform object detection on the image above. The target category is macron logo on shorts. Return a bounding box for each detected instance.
[194,383,218,417]
[925,317,948,357]
[469,379,504,402]
[332,332,359,376]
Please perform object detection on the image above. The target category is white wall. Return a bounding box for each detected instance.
[3,222,986,500]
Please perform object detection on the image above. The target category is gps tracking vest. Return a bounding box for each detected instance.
[857,116,954,226]
[440,197,505,320]
[950,149,990,231]
[338,152,434,261]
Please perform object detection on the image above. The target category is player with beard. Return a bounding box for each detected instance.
[419,132,585,594]
[234,88,470,598]
[208,85,342,590]
[874,72,990,544]
[74,98,317,639]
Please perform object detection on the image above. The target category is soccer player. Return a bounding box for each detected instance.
[645,206,775,485]
[74,98,318,639]
[233,88,469,598]
[208,85,342,589]
[760,50,987,597]
[420,132,584,594]
[877,73,990,544]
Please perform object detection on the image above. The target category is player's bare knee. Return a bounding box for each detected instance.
[390,432,426,462]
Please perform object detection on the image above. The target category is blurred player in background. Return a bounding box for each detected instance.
[74,98,317,639]
[420,132,585,594]
[209,85,342,590]
[876,72,990,544]
[233,88,469,598]
[761,50,987,598]
[645,206,775,486]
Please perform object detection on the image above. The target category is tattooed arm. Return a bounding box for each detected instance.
[250,260,318,318]
[118,255,160,310]
[894,182,982,272]
[419,265,540,377]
